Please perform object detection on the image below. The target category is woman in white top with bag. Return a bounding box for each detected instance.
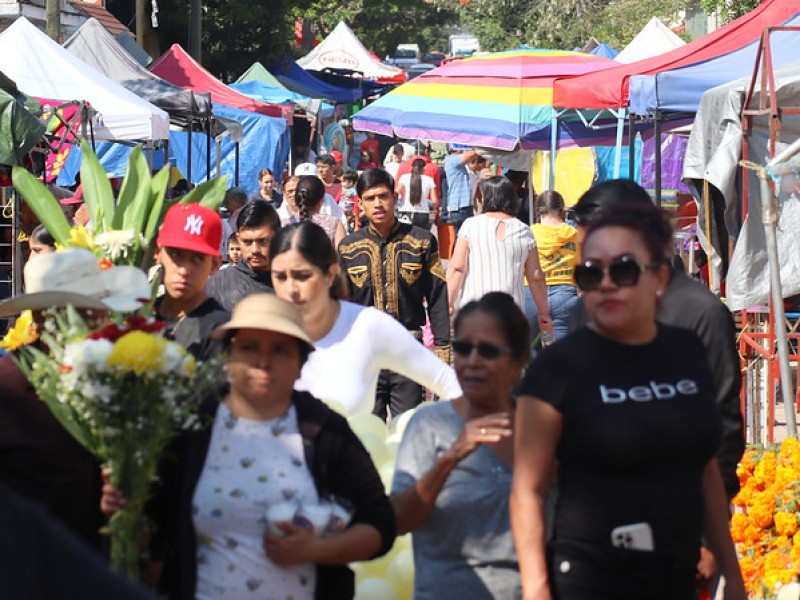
[269,221,461,418]
[396,158,439,230]
[446,176,552,337]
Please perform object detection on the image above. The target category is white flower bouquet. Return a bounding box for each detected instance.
[15,307,220,579]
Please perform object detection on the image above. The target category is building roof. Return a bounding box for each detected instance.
[67,0,132,37]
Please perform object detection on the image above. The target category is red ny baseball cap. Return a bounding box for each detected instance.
[156,202,222,257]
[330,150,343,163]
[59,184,84,205]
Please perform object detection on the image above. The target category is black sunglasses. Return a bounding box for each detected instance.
[452,340,511,359]
[573,255,662,292]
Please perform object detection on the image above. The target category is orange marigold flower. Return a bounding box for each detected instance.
[776,512,799,537]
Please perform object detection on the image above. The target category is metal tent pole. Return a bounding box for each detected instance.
[761,138,800,437]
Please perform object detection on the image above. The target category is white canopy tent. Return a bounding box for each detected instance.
[614,17,686,64]
[0,17,169,141]
[297,21,404,81]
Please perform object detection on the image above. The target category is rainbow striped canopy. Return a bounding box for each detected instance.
[353,49,619,151]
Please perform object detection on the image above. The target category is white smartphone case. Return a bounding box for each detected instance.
[611,522,655,551]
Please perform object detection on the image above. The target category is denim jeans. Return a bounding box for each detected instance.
[442,206,474,233]
[525,284,579,347]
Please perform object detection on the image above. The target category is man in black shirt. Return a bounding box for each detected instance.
[338,168,450,420]
[154,202,229,360]
[205,201,278,311]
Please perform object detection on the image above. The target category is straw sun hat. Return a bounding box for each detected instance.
[0,248,152,317]
[212,294,313,349]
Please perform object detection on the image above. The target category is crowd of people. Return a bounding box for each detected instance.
[0,138,748,599]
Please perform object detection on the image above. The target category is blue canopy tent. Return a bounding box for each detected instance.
[229,80,334,118]
[57,103,289,195]
[588,43,619,60]
[271,60,387,104]
[628,12,800,116]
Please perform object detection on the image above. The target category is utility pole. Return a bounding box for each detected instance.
[46,0,61,41]
[189,0,202,61]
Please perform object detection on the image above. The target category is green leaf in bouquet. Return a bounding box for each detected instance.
[11,166,72,244]
[137,165,170,271]
[112,145,149,232]
[14,345,97,454]
[79,139,115,230]
[179,175,229,210]
[143,165,170,244]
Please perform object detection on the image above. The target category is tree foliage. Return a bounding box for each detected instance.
[109,0,454,80]
[699,0,761,24]
[448,0,687,52]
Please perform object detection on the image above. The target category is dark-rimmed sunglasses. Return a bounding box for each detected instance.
[452,340,511,359]
[573,255,661,292]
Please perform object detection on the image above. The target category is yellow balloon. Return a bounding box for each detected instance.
[349,413,389,441]
[379,461,395,492]
[384,438,400,459]
[386,549,415,599]
[389,408,416,438]
[357,551,394,579]
[386,431,403,445]
[394,533,413,552]
[354,578,399,600]
[322,398,349,417]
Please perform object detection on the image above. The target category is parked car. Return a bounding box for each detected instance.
[407,63,435,79]
[422,51,446,67]
[391,44,421,70]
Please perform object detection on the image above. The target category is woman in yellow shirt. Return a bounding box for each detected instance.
[529,190,579,342]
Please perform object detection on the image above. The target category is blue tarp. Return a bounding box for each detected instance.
[588,43,619,59]
[229,81,334,117]
[271,60,386,103]
[58,103,289,195]
[595,136,641,184]
[628,10,800,116]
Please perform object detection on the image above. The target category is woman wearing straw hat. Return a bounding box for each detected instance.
[102,294,395,600]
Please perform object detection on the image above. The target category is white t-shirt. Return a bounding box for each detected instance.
[397,173,435,214]
[456,214,536,310]
[193,404,317,600]
[294,301,462,416]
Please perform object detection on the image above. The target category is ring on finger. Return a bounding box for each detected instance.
[480,428,487,435]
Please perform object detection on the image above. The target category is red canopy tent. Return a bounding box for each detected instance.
[150,44,293,122]
[552,0,800,109]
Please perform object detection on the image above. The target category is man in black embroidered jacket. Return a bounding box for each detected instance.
[338,168,451,420]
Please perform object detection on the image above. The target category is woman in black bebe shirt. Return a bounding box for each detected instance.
[509,202,745,600]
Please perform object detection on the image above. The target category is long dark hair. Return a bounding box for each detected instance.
[269,221,346,299]
[296,175,325,221]
[409,158,425,206]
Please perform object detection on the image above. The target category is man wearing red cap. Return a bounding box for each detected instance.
[155,202,229,360]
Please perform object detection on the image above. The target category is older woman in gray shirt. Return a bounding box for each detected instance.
[391,292,529,599]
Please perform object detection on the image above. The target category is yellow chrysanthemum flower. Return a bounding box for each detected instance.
[59,225,98,253]
[0,310,38,350]
[106,331,165,375]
